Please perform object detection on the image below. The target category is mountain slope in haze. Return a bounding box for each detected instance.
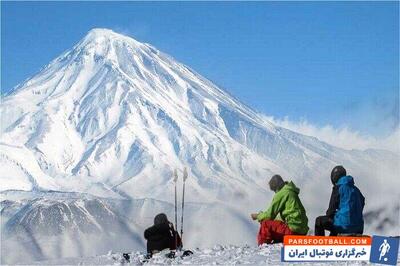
[0,190,256,264]
[1,28,398,263]
[0,191,144,263]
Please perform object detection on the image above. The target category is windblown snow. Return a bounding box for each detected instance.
[27,245,400,265]
[1,28,399,264]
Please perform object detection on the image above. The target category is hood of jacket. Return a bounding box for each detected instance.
[154,213,169,225]
[336,175,355,186]
[279,181,300,194]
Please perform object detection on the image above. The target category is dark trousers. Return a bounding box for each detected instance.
[315,215,337,236]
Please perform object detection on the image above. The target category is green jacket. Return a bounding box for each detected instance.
[257,181,309,234]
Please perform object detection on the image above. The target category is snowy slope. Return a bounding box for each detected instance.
[29,245,400,265]
[1,28,399,263]
[29,245,288,265]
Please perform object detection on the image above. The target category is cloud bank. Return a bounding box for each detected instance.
[264,116,399,154]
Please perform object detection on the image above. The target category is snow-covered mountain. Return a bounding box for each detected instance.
[0,191,143,263]
[1,28,398,263]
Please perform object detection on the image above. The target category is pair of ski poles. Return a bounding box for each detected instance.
[173,167,188,251]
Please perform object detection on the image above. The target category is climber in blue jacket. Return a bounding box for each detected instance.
[315,166,365,236]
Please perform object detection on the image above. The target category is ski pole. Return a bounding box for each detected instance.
[180,167,188,249]
[173,169,179,250]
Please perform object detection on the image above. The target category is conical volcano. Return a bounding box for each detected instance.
[0,28,396,207]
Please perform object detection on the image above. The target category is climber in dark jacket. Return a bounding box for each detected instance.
[144,213,182,255]
[315,166,365,236]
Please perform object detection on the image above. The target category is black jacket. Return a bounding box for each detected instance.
[326,185,340,219]
[144,222,181,254]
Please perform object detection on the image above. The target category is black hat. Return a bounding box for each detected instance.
[331,165,346,185]
[269,175,285,192]
[154,213,168,225]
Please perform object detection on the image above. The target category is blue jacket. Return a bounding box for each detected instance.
[333,176,365,233]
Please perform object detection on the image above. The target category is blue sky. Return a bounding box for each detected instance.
[2,2,399,136]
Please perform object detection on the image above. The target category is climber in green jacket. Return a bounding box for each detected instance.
[251,175,309,244]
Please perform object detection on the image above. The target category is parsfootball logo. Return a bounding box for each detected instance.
[282,236,372,262]
[370,235,400,266]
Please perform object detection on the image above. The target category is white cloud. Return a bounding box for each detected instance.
[264,115,400,153]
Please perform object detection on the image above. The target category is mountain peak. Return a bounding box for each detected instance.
[85,28,122,39]
[81,28,142,46]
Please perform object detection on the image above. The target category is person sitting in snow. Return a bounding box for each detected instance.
[251,175,309,245]
[144,213,182,256]
[314,165,365,236]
